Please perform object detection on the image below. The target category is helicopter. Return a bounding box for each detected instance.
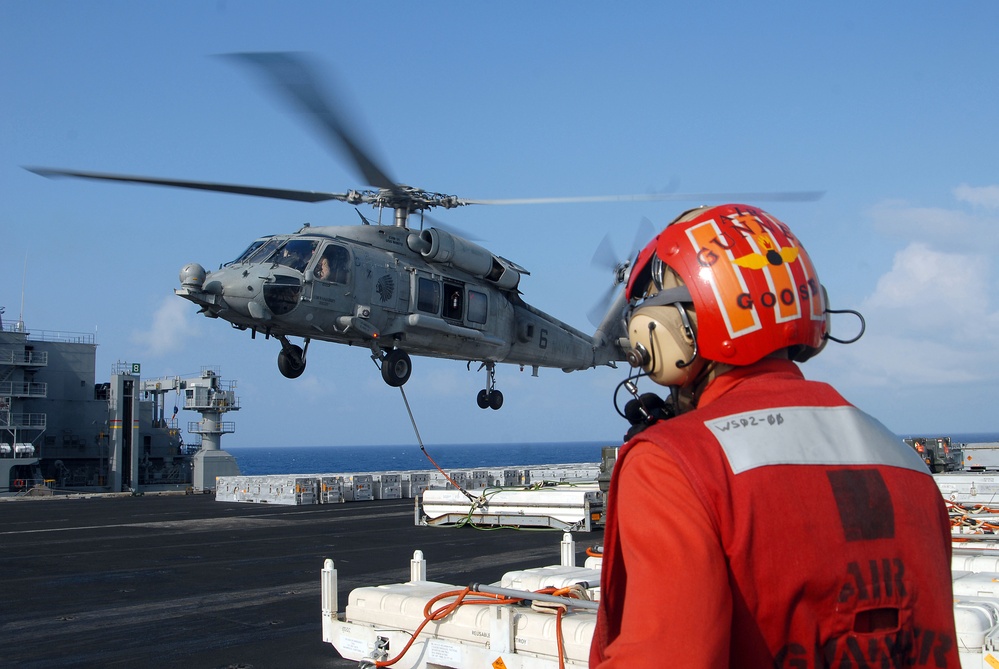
[27,53,821,409]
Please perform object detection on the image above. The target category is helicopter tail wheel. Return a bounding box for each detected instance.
[381,349,412,387]
[277,344,306,379]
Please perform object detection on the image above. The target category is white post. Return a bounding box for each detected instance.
[410,549,426,582]
[321,558,338,643]
[560,532,575,567]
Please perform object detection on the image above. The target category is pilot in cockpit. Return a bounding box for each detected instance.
[314,245,349,284]
[315,255,333,281]
[275,240,317,273]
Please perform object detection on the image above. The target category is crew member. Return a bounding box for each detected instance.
[591,204,958,668]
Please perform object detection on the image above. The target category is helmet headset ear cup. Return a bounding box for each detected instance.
[627,304,701,387]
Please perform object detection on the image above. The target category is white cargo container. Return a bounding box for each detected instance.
[372,473,402,500]
[216,475,318,505]
[467,471,490,490]
[400,472,430,498]
[934,472,999,505]
[319,476,344,504]
[342,474,373,502]
[962,442,999,471]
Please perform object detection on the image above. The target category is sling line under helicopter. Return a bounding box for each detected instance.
[392,369,480,507]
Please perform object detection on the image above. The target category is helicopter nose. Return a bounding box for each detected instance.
[176,262,227,315]
[212,270,267,319]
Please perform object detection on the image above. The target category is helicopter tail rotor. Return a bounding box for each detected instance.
[587,217,656,327]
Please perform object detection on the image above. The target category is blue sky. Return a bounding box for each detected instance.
[2,1,997,448]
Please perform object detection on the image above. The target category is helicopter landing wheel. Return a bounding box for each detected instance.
[277,344,306,379]
[381,349,412,387]
[476,389,503,410]
[476,361,503,410]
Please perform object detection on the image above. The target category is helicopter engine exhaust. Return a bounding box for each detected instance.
[409,228,520,291]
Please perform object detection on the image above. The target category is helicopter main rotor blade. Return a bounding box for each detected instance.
[223,52,400,194]
[26,52,824,220]
[25,167,351,203]
[460,191,825,206]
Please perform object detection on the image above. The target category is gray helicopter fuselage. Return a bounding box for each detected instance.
[177,224,618,372]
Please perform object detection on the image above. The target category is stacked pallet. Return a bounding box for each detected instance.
[215,463,600,505]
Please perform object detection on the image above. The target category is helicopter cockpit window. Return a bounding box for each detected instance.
[467,290,488,324]
[245,238,283,264]
[313,244,350,284]
[271,239,318,273]
[417,277,440,314]
[229,238,271,265]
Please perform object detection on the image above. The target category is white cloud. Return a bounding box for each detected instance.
[818,333,983,388]
[131,297,200,357]
[863,242,990,326]
[829,190,999,392]
[865,197,999,254]
[291,374,326,399]
[866,200,976,247]
[954,184,999,210]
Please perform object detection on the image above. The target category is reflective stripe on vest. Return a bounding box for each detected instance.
[704,405,928,475]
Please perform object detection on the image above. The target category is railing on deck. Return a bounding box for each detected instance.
[1,324,95,344]
[0,349,48,366]
[0,382,47,398]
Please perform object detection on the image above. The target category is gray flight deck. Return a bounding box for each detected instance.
[1,493,603,669]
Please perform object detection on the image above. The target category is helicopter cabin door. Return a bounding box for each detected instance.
[415,274,489,331]
[443,282,464,322]
[306,242,353,314]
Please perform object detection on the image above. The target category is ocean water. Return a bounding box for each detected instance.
[226,441,609,476]
[227,433,999,476]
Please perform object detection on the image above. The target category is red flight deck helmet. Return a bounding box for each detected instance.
[625,204,828,374]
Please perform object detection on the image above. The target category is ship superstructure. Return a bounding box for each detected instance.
[1,323,103,492]
[1,321,238,494]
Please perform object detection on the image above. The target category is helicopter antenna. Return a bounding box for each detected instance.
[353,207,372,225]
[17,251,27,332]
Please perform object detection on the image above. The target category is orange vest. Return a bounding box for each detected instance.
[592,360,959,668]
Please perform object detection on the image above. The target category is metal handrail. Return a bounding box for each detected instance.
[0,349,49,365]
[187,420,237,435]
[0,412,47,428]
[0,382,47,398]
[0,325,94,344]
